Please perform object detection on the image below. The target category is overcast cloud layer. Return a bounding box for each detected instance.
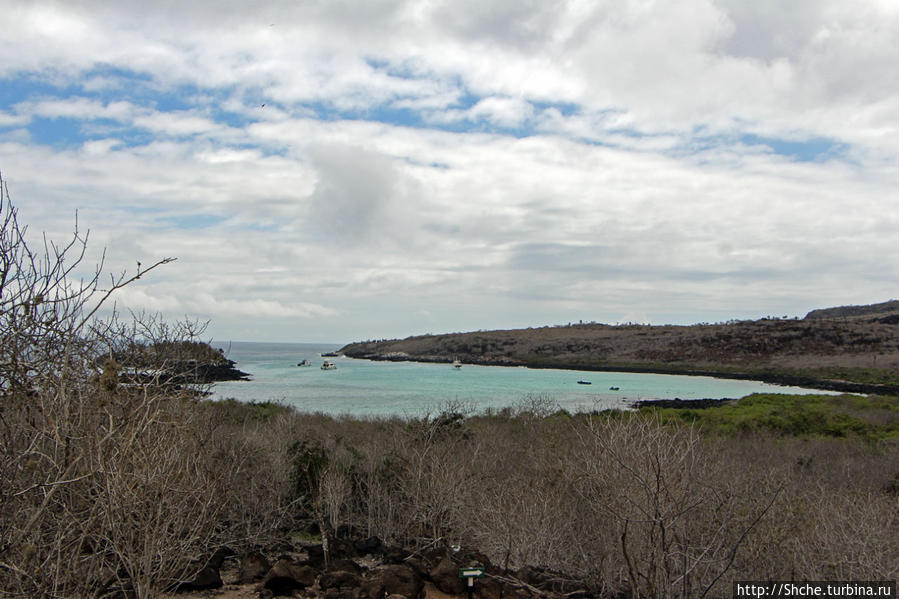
[1,0,897,343]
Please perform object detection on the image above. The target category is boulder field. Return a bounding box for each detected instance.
[164,530,598,599]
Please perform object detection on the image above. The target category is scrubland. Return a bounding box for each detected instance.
[4,382,897,598]
[2,178,896,598]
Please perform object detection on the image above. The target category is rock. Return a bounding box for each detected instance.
[331,537,358,558]
[209,546,236,569]
[421,546,446,564]
[456,549,492,571]
[320,569,363,590]
[239,551,272,584]
[404,557,428,579]
[261,559,318,595]
[383,546,408,564]
[354,535,385,555]
[330,558,363,574]
[474,576,508,599]
[186,566,222,591]
[174,547,233,592]
[305,543,326,567]
[360,564,423,599]
[429,556,465,595]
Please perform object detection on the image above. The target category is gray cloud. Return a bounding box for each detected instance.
[1,0,898,341]
[305,144,408,247]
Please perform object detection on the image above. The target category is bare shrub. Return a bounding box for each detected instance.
[259,407,896,597]
[0,174,281,597]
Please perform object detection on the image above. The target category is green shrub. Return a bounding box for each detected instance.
[642,393,898,440]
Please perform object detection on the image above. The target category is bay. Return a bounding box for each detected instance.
[211,341,837,417]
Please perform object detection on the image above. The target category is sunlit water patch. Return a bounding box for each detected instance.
[211,341,838,417]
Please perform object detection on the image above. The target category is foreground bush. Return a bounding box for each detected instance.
[0,177,294,597]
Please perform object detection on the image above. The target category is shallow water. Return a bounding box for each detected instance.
[210,341,836,417]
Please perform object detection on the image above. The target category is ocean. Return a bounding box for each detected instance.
[210,341,836,417]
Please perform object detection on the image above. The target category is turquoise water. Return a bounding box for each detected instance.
[211,341,836,417]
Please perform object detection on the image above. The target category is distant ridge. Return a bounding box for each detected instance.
[341,301,899,394]
[804,300,899,319]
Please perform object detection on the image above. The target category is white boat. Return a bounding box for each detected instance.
[297,359,311,367]
[452,359,462,369]
[321,360,337,370]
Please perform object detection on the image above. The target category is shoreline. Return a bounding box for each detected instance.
[343,353,899,396]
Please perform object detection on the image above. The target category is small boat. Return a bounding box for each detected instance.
[452,359,462,369]
[321,351,339,357]
[609,386,620,391]
[321,360,337,370]
[297,359,311,367]
[577,380,592,385]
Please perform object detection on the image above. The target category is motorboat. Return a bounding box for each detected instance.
[297,359,311,367]
[577,380,592,385]
[321,360,337,370]
[452,359,462,369]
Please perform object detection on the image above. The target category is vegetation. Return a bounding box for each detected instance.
[182,399,896,598]
[0,175,288,597]
[1,175,897,598]
[642,393,899,440]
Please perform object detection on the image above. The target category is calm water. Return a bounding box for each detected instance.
[210,341,835,417]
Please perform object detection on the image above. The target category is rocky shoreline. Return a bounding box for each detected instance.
[194,359,252,383]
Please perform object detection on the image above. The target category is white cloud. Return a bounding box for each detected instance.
[1,0,897,341]
[0,110,29,127]
[434,97,535,129]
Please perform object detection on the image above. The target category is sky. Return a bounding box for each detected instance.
[1,0,897,344]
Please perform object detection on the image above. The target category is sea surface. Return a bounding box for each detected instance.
[210,341,837,417]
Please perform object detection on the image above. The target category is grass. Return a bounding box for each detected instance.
[641,393,899,440]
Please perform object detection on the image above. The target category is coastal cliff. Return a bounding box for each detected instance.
[341,302,899,394]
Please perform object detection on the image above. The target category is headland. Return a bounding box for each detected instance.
[340,300,899,395]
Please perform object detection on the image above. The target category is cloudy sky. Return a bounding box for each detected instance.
[1,1,897,343]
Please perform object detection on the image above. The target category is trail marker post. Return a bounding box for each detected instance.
[459,566,485,599]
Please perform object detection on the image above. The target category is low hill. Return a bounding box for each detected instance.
[340,303,899,393]
[804,299,899,320]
